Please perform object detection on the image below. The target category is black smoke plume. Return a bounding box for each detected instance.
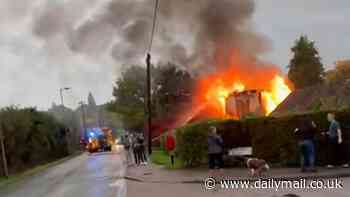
[33,0,271,72]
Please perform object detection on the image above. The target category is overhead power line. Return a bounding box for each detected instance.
[147,0,159,53]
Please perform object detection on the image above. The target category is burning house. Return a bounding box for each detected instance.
[195,68,293,120]
[225,90,264,119]
[122,0,294,136]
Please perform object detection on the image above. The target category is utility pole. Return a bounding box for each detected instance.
[146,53,152,155]
[79,101,87,141]
[60,88,64,106]
[144,0,159,155]
[98,108,104,128]
[0,126,9,178]
[59,87,71,107]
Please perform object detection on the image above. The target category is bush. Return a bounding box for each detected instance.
[176,121,208,167]
[176,110,350,167]
[175,119,249,167]
[0,107,69,176]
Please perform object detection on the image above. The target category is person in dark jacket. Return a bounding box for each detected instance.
[132,134,141,166]
[295,118,317,172]
[208,126,224,177]
[323,113,349,168]
[136,134,147,166]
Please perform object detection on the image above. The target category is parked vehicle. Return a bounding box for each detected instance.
[86,127,115,153]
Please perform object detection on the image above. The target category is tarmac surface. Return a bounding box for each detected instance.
[0,151,126,197]
[126,160,350,197]
[1,149,350,197]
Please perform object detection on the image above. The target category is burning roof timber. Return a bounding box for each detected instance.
[225,90,264,119]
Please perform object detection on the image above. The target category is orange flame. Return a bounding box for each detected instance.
[204,80,245,114]
[261,76,292,115]
[194,53,293,118]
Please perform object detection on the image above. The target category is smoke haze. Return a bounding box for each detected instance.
[2,0,349,108]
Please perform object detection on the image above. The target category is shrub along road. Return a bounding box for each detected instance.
[174,110,350,168]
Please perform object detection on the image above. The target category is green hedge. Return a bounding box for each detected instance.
[175,110,350,167]
[175,119,249,167]
[0,107,69,176]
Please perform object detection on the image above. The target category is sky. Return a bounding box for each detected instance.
[0,0,349,109]
[254,0,350,68]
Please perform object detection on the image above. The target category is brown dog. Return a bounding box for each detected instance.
[246,158,270,176]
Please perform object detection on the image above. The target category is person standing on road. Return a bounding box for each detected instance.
[294,118,317,172]
[123,134,134,166]
[165,130,176,167]
[131,134,140,166]
[138,134,148,165]
[134,134,147,166]
[208,126,224,178]
[323,113,349,168]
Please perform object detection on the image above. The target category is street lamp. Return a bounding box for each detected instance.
[60,87,71,107]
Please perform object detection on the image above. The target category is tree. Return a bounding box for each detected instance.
[153,63,194,116]
[109,66,147,130]
[326,60,350,84]
[88,92,97,107]
[0,107,69,174]
[48,105,81,153]
[108,64,194,130]
[288,36,325,89]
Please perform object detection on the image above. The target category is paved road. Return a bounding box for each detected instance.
[0,152,126,197]
[127,177,350,197]
[3,151,349,197]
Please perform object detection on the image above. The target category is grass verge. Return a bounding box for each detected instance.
[0,152,82,188]
[150,149,183,169]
